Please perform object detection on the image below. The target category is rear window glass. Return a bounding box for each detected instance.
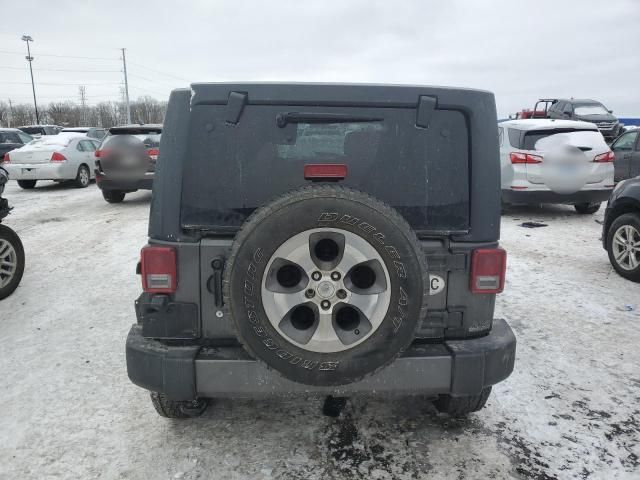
[180,105,470,233]
[0,132,21,144]
[102,133,161,149]
[523,129,600,150]
[19,127,45,135]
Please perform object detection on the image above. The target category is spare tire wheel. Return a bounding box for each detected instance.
[223,186,428,386]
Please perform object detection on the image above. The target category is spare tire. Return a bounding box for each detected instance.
[224,186,428,386]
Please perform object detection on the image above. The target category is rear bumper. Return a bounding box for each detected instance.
[502,188,612,205]
[4,162,76,181]
[95,171,153,192]
[126,319,516,400]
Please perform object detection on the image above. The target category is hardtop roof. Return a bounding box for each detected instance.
[188,82,494,107]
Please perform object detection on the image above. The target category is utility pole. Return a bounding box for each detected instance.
[21,35,39,124]
[79,86,87,126]
[121,48,131,124]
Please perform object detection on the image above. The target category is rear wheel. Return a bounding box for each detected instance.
[150,392,208,419]
[224,186,429,386]
[433,387,492,417]
[75,165,91,188]
[606,213,640,282]
[574,202,600,214]
[102,190,125,204]
[17,180,36,189]
[0,224,25,300]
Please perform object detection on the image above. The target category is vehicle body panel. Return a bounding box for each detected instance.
[4,134,98,181]
[610,130,640,182]
[499,119,614,204]
[95,125,162,193]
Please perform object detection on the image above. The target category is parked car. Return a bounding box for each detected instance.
[499,119,614,214]
[0,166,25,300]
[610,129,640,183]
[546,99,623,141]
[60,127,107,140]
[0,129,34,160]
[126,83,515,419]
[94,124,162,203]
[2,133,99,189]
[17,125,63,137]
[602,176,640,282]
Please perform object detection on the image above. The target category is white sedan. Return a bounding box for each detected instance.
[2,133,100,189]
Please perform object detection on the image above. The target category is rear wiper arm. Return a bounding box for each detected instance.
[276,112,383,128]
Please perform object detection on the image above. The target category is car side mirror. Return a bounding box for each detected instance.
[608,110,613,114]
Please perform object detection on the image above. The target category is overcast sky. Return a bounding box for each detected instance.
[1,0,638,117]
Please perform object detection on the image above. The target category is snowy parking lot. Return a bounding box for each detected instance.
[0,180,638,480]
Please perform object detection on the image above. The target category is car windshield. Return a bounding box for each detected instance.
[574,104,609,115]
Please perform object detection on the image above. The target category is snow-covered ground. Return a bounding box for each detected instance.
[0,181,638,480]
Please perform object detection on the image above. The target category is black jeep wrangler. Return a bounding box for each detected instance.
[126,83,516,418]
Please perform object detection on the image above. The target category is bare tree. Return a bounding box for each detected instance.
[0,98,167,128]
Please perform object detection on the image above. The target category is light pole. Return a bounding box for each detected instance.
[21,35,39,124]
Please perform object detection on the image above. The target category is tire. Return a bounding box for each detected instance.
[102,190,125,204]
[224,185,429,386]
[574,202,600,214]
[150,392,208,419]
[0,224,25,300]
[17,180,36,189]
[75,165,91,188]
[433,387,492,417]
[606,213,640,282]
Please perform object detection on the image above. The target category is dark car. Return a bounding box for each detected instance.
[603,176,640,282]
[94,124,162,203]
[546,99,623,140]
[0,129,33,161]
[610,129,640,183]
[125,83,516,419]
[61,127,107,140]
[17,125,62,136]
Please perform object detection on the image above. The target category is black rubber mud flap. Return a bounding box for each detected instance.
[223,185,429,386]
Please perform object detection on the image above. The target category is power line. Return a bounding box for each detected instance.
[128,84,170,98]
[0,50,118,61]
[3,81,122,86]
[128,61,190,82]
[0,66,121,73]
[128,72,179,88]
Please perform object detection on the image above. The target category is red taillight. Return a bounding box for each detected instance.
[594,151,614,163]
[50,152,67,162]
[94,149,112,158]
[2,153,9,163]
[470,248,507,294]
[304,164,347,180]
[510,152,542,164]
[147,148,159,160]
[141,246,177,293]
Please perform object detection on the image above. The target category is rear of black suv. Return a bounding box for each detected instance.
[126,83,516,418]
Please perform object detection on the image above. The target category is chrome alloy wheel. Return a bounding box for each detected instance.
[0,238,18,289]
[612,224,640,271]
[79,167,90,186]
[261,228,391,353]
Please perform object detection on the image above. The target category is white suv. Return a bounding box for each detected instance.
[499,119,614,214]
